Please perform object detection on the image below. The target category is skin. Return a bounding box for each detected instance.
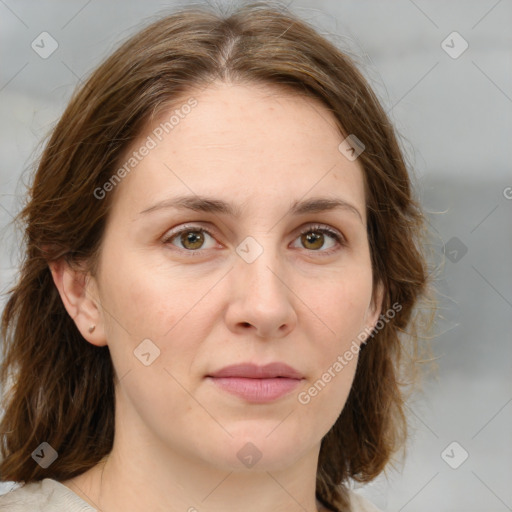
[51,81,383,512]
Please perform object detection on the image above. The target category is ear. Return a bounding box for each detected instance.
[363,280,385,342]
[49,259,107,347]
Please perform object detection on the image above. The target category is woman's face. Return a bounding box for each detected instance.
[90,82,383,472]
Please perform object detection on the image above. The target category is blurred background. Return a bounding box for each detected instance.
[0,1,511,510]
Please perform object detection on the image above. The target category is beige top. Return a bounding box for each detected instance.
[0,478,382,511]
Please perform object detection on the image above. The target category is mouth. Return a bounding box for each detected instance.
[206,362,304,403]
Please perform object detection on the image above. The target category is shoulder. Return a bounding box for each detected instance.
[347,488,383,512]
[1,479,380,512]
[0,479,96,511]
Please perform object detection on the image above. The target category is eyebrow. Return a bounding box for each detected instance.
[139,195,363,223]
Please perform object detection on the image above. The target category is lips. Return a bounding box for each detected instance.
[207,362,304,380]
[206,362,304,403]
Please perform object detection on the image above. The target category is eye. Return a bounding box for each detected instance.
[291,224,345,253]
[163,225,218,251]
[162,223,345,255]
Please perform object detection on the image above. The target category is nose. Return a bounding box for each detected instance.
[224,242,297,339]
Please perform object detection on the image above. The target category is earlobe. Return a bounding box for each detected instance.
[366,280,385,335]
[49,260,107,347]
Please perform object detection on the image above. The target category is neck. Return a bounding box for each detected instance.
[64,449,327,512]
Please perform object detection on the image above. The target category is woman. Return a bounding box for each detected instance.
[0,2,435,511]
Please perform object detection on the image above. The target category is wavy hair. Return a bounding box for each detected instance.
[0,2,436,510]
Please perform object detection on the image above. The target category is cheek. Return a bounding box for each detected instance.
[295,343,359,442]
[310,270,373,337]
[98,248,195,339]
[296,278,367,424]
[97,250,219,380]
[303,270,373,406]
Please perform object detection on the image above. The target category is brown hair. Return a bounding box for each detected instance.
[0,2,436,510]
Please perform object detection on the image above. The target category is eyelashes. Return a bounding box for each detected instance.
[295,225,344,251]
[162,223,346,257]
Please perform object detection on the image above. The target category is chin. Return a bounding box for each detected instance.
[201,430,312,473]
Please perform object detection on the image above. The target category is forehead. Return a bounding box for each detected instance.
[109,81,367,222]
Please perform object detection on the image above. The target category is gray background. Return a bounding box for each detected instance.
[1,1,511,511]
